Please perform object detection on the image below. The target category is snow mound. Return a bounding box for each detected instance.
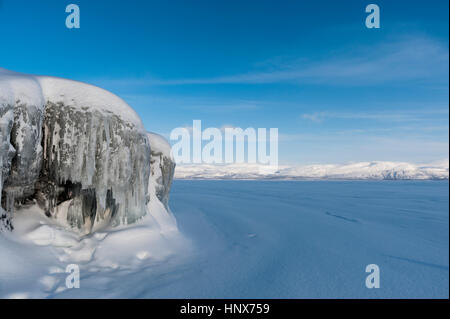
[0,204,189,298]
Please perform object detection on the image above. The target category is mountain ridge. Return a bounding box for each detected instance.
[174,160,449,180]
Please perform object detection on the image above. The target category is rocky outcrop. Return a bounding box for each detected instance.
[0,104,15,211]
[148,132,175,209]
[38,101,151,233]
[0,69,43,230]
[0,68,174,235]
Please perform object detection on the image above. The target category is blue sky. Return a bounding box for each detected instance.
[0,0,448,164]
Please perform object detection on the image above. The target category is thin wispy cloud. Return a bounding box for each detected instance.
[300,109,450,123]
[82,35,448,166]
[91,36,449,88]
[120,94,264,113]
[277,133,449,164]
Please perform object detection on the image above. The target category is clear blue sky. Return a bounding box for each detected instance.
[0,0,448,164]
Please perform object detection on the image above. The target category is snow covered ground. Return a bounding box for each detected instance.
[164,180,449,298]
[0,203,190,298]
[1,180,448,298]
[175,160,449,180]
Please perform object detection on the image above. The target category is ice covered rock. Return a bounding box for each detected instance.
[147,132,175,209]
[1,69,45,229]
[0,103,15,211]
[39,99,150,233]
[0,68,174,235]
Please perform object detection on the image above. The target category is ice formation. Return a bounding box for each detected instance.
[0,68,175,235]
[148,132,175,209]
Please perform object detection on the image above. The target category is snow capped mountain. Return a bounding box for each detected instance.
[174,160,449,180]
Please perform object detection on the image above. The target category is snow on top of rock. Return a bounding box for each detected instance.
[0,68,144,129]
[38,76,144,128]
[147,132,173,158]
[0,68,44,108]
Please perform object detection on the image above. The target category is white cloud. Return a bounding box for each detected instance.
[300,109,450,123]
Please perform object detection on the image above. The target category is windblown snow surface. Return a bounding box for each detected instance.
[1,180,448,298]
[175,160,449,180]
[156,180,449,298]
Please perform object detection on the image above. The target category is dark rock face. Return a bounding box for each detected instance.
[1,101,151,234]
[36,102,151,233]
[148,132,175,210]
[0,103,20,229]
[0,104,16,202]
[1,70,45,230]
[6,102,44,200]
[0,210,13,231]
[152,151,175,208]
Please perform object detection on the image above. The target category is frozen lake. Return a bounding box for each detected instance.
[158,180,449,298]
[1,180,448,298]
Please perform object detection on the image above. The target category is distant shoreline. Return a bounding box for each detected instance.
[174,177,449,181]
[173,160,449,181]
